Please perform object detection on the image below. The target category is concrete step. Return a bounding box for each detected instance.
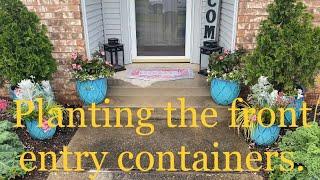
[84,107,230,123]
[95,96,220,108]
[48,171,263,180]
[84,96,230,122]
[52,120,256,173]
[107,76,209,88]
[108,87,210,97]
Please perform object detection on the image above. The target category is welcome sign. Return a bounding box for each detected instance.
[203,0,221,41]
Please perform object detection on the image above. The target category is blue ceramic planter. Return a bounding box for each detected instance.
[76,78,108,105]
[210,79,240,106]
[252,124,280,146]
[9,86,17,100]
[285,98,304,125]
[26,120,56,140]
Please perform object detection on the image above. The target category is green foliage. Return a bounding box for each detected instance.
[270,123,320,179]
[71,51,114,81]
[0,120,26,180]
[0,0,57,86]
[244,0,320,94]
[208,49,246,82]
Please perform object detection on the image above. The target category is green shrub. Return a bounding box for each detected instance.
[0,0,57,86]
[244,0,320,94]
[270,123,320,179]
[0,120,26,179]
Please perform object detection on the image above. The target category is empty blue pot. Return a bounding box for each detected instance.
[25,120,56,140]
[76,78,108,105]
[285,98,304,125]
[252,124,280,146]
[210,79,240,106]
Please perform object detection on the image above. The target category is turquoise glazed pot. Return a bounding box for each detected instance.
[9,86,17,100]
[26,120,56,140]
[252,124,280,146]
[76,78,108,105]
[210,78,240,106]
[285,98,304,125]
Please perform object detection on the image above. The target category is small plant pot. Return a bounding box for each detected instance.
[210,78,240,106]
[285,98,304,125]
[8,86,17,100]
[252,124,280,146]
[25,120,56,140]
[76,78,108,105]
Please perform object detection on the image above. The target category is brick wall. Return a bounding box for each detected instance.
[0,0,85,104]
[237,0,320,104]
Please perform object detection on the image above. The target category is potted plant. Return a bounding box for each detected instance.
[0,0,57,97]
[244,0,320,115]
[236,77,297,146]
[13,79,62,140]
[207,49,246,105]
[71,50,114,105]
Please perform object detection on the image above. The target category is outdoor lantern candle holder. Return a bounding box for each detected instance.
[199,40,223,76]
[104,38,126,72]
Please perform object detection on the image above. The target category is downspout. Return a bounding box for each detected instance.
[231,0,240,51]
[80,0,91,58]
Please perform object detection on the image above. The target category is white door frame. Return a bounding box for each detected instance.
[127,0,197,63]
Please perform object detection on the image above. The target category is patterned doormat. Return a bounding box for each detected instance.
[128,68,195,81]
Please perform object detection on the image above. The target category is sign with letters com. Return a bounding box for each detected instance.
[203,0,221,41]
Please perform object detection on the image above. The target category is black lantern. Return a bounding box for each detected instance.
[199,40,223,76]
[104,38,126,72]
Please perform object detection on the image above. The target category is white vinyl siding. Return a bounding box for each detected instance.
[83,0,105,55]
[102,0,122,41]
[218,0,238,51]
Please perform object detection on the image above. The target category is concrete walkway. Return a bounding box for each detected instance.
[47,64,262,180]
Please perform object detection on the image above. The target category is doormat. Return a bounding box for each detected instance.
[128,68,195,81]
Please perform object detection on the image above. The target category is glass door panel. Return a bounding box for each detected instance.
[135,0,186,56]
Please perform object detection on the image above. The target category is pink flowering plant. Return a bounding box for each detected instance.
[71,50,114,81]
[0,99,8,112]
[207,49,246,82]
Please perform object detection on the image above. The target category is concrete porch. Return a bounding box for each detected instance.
[48,63,262,180]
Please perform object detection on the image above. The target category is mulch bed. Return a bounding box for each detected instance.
[14,112,80,180]
[0,101,81,180]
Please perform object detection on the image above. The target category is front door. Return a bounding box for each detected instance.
[134,0,187,60]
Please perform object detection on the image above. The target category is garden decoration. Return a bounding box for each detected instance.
[104,38,126,72]
[236,77,299,146]
[207,49,245,105]
[244,0,320,95]
[199,40,223,76]
[13,79,61,140]
[0,0,57,96]
[71,51,114,105]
